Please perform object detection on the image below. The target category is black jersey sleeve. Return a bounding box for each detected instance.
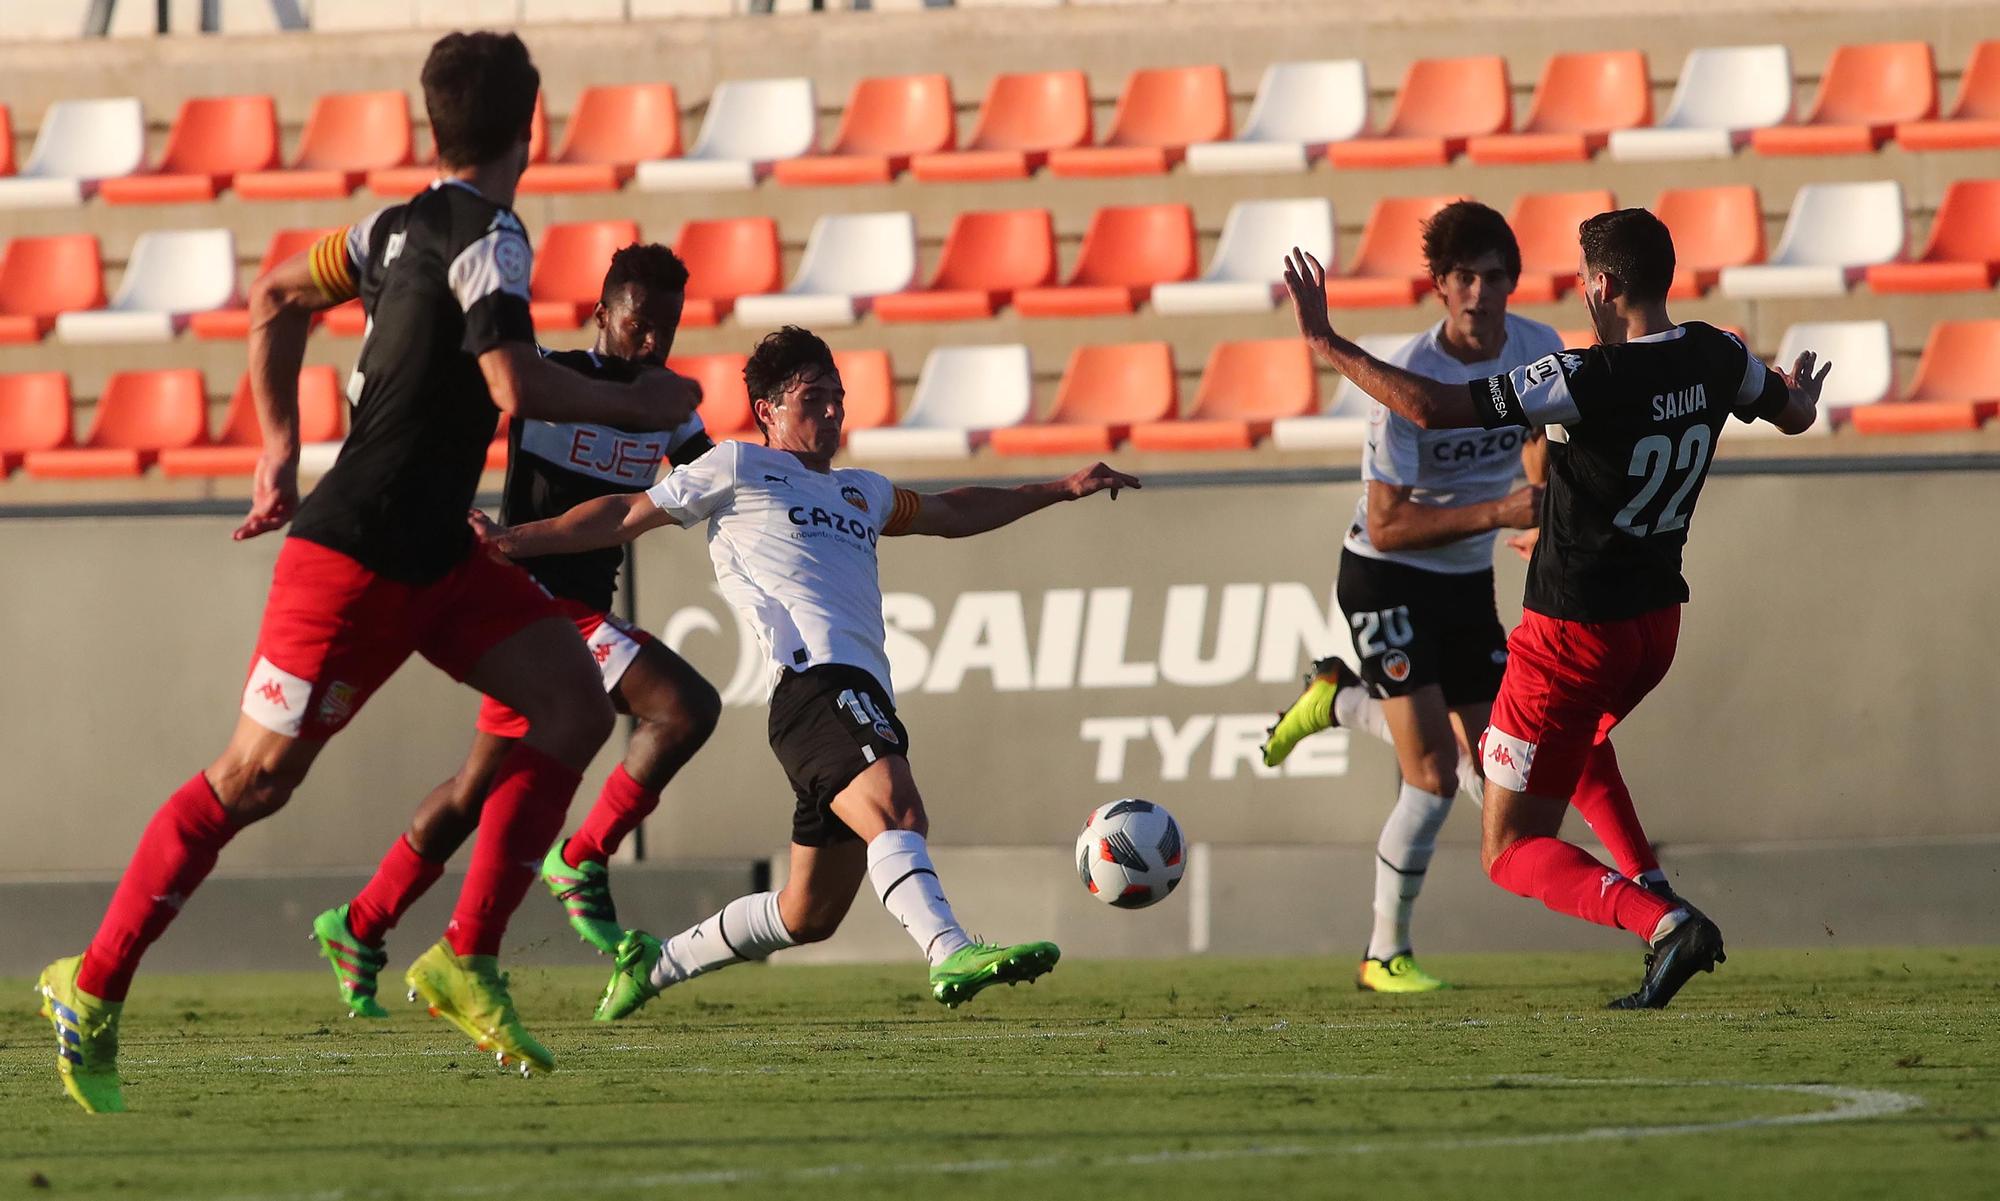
[449,218,537,357]
[1722,333,1792,423]
[670,427,717,467]
[1470,348,1598,430]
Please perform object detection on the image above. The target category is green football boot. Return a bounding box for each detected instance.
[309,905,390,1019]
[929,940,1061,1009]
[37,955,125,1114]
[593,930,664,1022]
[541,840,623,955]
[1357,952,1450,993]
[404,941,554,1077]
[1262,656,1361,768]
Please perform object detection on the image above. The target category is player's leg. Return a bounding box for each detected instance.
[1359,687,1460,993]
[1568,732,1666,888]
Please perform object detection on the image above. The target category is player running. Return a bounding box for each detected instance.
[308,243,721,1019]
[468,327,1139,1018]
[37,32,699,1111]
[1279,208,1826,1009]
[1258,201,1551,994]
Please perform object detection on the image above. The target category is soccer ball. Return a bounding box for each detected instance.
[1075,798,1185,909]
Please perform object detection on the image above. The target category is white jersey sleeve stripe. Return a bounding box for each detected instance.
[447,225,533,314]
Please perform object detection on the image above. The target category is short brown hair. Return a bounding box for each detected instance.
[743,326,838,438]
[1579,208,1677,304]
[421,32,540,169]
[1420,201,1522,281]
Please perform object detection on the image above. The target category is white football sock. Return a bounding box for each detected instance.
[1367,782,1455,961]
[651,891,798,989]
[1456,753,1484,803]
[866,829,973,966]
[1333,687,1391,742]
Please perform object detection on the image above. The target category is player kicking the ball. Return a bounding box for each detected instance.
[37,32,699,1111]
[1259,201,1552,994]
[471,327,1139,1016]
[308,244,721,1018]
[1280,208,1826,1009]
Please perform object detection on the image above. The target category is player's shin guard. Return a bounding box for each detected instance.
[445,745,580,958]
[348,835,447,946]
[563,764,661,868]
[1368,783,1453,960]
[1569,739,1661,880]
[655,891,798,987]
[866,830,973,966]
[77,773,238,1001]
[1487,835,1678,941]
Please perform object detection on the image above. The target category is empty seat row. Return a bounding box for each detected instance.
[3,39,1997,209]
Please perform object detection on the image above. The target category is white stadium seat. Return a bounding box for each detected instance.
[1152,198,1336,315]
[1742,320,1894,435]
[1270,332,1414,451]
[0,98,146,209]
[733,212,917,329]
[1184,60,1369,174]
[846,344,1032,460]
[1718,181,1905,298]
[634,78,816,192]
[1608,45,1793,161]
[54,228,237,344]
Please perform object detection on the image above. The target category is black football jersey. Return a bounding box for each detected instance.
[289,180,537,584]
[501,347,715,611]
[1469,322,1790,621]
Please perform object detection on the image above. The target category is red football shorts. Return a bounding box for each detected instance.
[240,537,560,742]
[1481,605,1681,798]
[474,598,654,738]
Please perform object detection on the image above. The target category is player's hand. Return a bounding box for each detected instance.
[1282,247,1337,348]
[1506,528,1540,561]
[1494,483,1544,530]
[631,364,704,431]
[1779,350,1832,406]
[467,507,503,545]
[233,452,299,541]
[1062,462,1141,501]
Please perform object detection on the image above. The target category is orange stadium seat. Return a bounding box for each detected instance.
[1850,320,2000,434]
[668,353,752,440]
[1325,57,1510,168]
[1864,179,2000,293]
[0,234,105,343]
[1323,195,1466,307]
[0,372,71,475]
[1047,65,1230,177]
[1897,40,2000,150]
[188,228,337,340]
[1467,51,1651,163]
[774,75,955,186]
[909,70,1092,182]
[1509,190,1616,303]
[520,84,680,194]
[370,93,547,197]
[834,349,896,437]
[1655,185,1765,298]
[98,95,280,204]
[1128,339,1319,451]
[1753,42,1937,156]
[875,209,1057,323]
[530,220,640,330]
[159,366,345,476]
[0,105,13,177]
[673,217,781,327]
[1012,204,1196,317]
[23,369,207,477]
[235,91,414,200]
[989,343,1177,457]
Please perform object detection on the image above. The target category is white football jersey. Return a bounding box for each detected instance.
[1343,313,1564,575]
[646,441,913,699]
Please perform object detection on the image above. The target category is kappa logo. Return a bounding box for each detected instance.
[1599,871,1620,898]
[256,678,290,709]
[1488,743,1517,771]
[592,640,616,666]
[840,485,870,513]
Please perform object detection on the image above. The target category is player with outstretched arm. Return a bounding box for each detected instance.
[472,326,1140,1016]
[1278,208,1826,1009]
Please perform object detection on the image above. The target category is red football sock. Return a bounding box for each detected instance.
[348,835,447,946]
[77,773,238,1001]
[1570,738,1660,878]
[563,764,662,867]
[445,744,580,958]
[1487,835,1677,941]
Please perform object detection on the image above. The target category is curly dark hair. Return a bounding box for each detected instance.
[421,31,541,169]
[1420,200,1522,281]
[1579,208,1677,304]
[743,326,838,437]
[600,243,690,305]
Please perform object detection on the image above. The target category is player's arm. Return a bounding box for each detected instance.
[472,492,678,559]
[480,344,701,433]
[1760,350,1829,436]
[1283,248,1483,430]
[887,462,1141,539]
[1365,480,1541,552]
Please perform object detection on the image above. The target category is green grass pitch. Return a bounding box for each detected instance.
[3,948,1996,1200]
